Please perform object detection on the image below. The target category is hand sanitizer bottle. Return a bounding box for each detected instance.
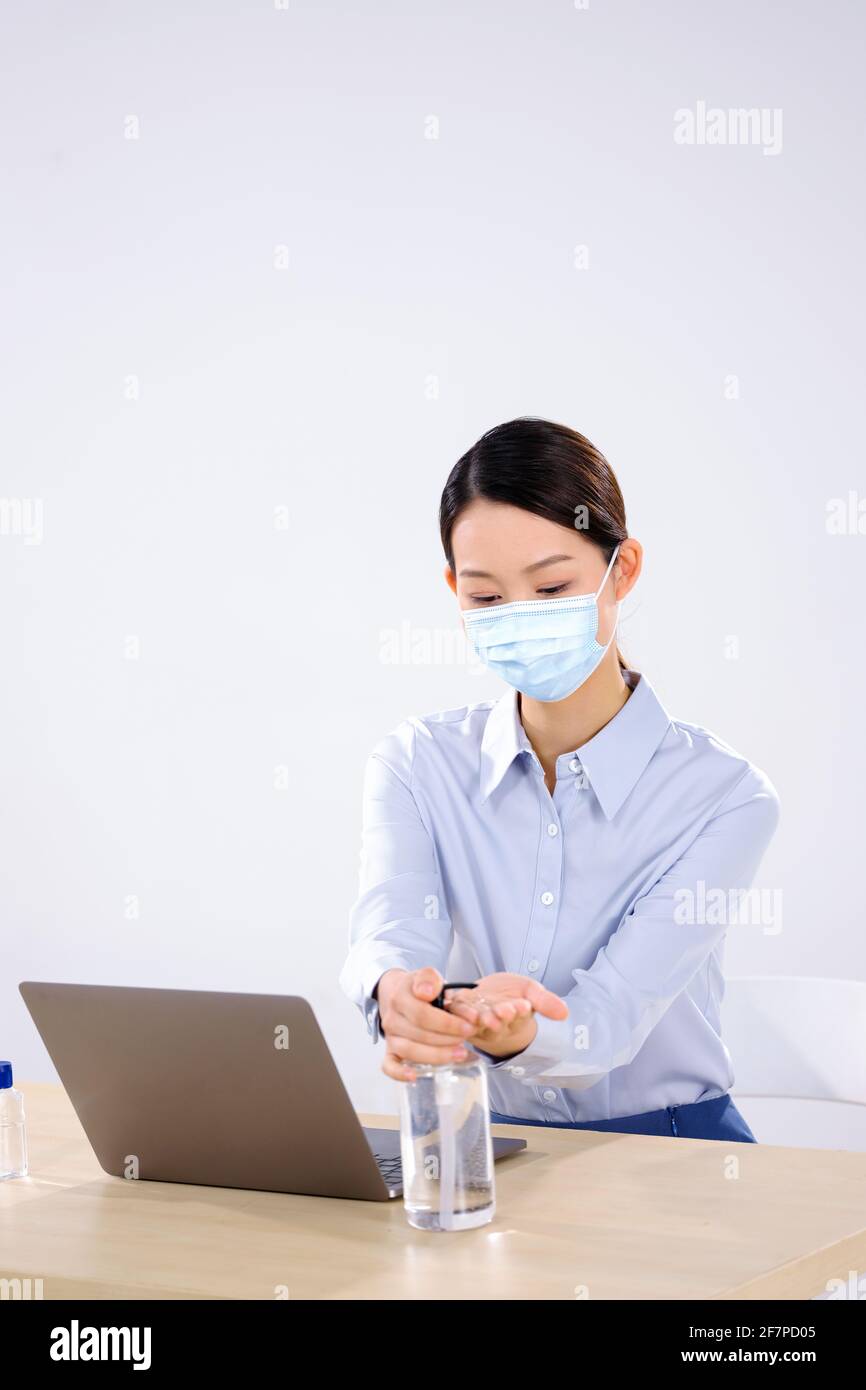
[0,1061,29,1179]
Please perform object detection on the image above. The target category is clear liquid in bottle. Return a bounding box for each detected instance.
[398,1050,494,1231]
[0,1061,29,1180]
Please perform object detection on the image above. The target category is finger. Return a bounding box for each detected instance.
[523,981,570,1020]
[390,1013,475,1047]
[446,990,503,1032]
[387,1034,472,1068]
[445,999,482,1026]
[403,995,473,1038]
[490,1000,521,1023]
[453,994,508,1032]
[512,998,534,1019]
[475,1004,504,1032]
[411,967,445,1004]
[382,1051,419,1083]
[445,989,530,1029]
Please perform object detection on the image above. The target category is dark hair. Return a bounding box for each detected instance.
[439,416,630,671]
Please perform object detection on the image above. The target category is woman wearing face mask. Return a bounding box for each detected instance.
[340,417,779,1141]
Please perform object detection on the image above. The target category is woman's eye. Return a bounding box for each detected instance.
[537,583,569,596]
[471,595,501,605]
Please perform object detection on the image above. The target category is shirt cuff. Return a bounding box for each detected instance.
[358,957,415,1046]
[475,1011,572,1081]
[364,994,382,1045]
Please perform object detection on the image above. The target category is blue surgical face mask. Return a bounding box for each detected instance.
[461,544,621,703]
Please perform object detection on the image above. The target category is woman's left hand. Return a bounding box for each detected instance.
[442,972,569,1059]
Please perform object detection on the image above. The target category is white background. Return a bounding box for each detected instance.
[2,1,863,1141]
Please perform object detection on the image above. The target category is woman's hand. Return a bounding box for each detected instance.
[443,972,569,1059]
[377,966,477,1082]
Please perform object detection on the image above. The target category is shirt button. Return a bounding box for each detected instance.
[527,958,539,973]
[568,758,580,773]
[542,1089,557,1102]
[509,1065,525,1077]
[540,891,554,906]
[547,822,559,837]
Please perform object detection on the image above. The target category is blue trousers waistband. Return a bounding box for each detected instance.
[489,1092,756,1143]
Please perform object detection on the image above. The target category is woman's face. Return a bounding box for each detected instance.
[445,499,641,646]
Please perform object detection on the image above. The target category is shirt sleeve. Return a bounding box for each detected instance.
[338,722,454,1045]
[483,765,780,1087]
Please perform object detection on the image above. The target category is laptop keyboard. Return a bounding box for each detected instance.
[372,1152,403,1185]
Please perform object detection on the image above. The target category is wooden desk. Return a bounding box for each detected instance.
[2,1082,865,1300]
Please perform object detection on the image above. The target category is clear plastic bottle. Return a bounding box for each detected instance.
[398,1049,494,1231]
[0,1061,29,1180]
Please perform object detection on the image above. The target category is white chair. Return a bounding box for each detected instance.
[721,976,866,1151]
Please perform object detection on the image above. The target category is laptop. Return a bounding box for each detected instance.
[18,981,526,1201]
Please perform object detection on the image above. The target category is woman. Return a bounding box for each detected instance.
[340,418,779,1142]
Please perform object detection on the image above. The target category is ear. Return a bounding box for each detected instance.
[444,564,458,596]
[613,539,643,600]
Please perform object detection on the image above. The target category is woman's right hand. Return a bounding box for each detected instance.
[377,966,478,1082]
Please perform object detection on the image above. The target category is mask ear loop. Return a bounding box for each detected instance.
[594,543,622,658]
[593,542,621,600]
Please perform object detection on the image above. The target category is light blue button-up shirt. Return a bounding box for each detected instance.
[339,669,780,1123]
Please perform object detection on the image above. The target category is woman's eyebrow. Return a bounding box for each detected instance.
[459,553,575,579]
[524,553,574,573]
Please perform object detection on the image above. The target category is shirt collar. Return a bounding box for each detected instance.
[479,686,534,803]
[478,669,672,819]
